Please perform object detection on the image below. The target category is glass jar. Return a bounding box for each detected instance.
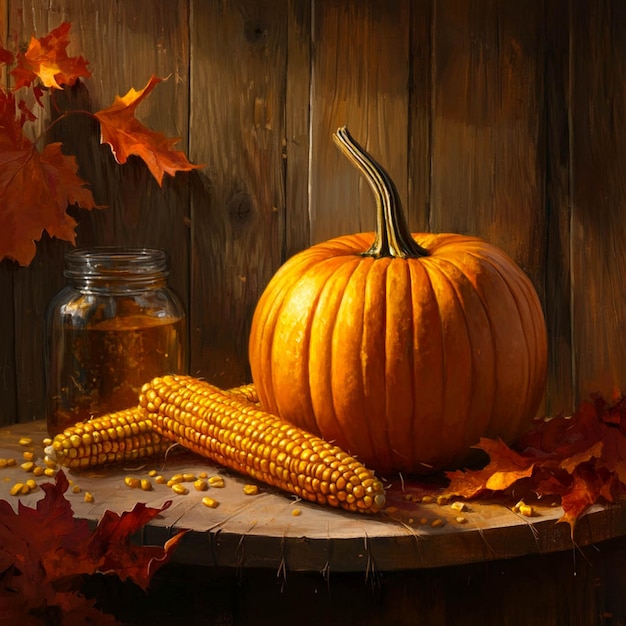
[45,247,187,436]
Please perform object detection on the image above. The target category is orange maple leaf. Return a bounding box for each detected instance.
[94,75,202,185]
[0,92,99,266]
[11,21,91,90]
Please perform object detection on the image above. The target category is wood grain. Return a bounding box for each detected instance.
[570,0,626,403]
[309,0,411,244]
[188,0,287,388]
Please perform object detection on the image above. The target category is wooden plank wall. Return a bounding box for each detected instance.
[1,0,625,427]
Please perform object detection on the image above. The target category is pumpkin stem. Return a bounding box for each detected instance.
[332,126,428,258]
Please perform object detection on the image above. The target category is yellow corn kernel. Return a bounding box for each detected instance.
[72,485,81,494]
[32,465,44,477]
[10,482,28,496]
[194,479,208,491]
[291,508,301,516]
[22,451,35,461]
[421,495,434,504]
[140,479,153,491]
[182,473,197,482]
[6,458,16,467]
[124,476,140,489]
[42,437,52,446]
[208,476,225,488]
[148,469,158,477]
[201,496,219,508]
[450,501,466,512]
[20,461,34,472]
[436,495,448,506]
[154,475,166,484]
[243,484,259,496]
[25,479,37,491]
[455,515,468,524]
[84,492,94,503]
[519,504,534,517]
[198,471,208,479]
[171,483,188,495]
[18,437,33,447]
[44,467,56,477]
[0,459,7,468]
[431,518,445,528]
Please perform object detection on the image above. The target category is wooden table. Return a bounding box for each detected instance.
[3,421,626,624]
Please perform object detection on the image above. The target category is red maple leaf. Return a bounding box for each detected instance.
[444,396,626,534]
[94,75,202,185]
[0,91,99,265]
[0,44,14,66]
[0,470,187,623]
[10,21,91,90]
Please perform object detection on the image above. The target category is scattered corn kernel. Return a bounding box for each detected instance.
[25,479,37,491]
[182,473,197,482]
[10,482,28,496]
[6,458,16,467]
[198,471,208,479]
[148,469,158,477]
[291,508,301,516]
[140,479,153,491]
[154,475,166,484]
[32,465,44,477]
[420,517,428,525]
[519,504,534,517]
[168,474,185,485]
[208,476,225,488]
[44,468,56,477]
[42,437,52,446]
[0,459,7,468]
[455,516,468,524]
[18,437,33,446]
[436,495,448,506]
[431,518,445,528]
[243,484,259,496]
[84,492,94,503]
[450,501,466,512]
[72,485,81,494]
[22,451,35,461]
[421,495,434,504]
[124,476,140,489]
[44,458,57,469]
[172,483,188,495]
[20,461,34,472]
[194,479,208,491]
[201,496,219,508]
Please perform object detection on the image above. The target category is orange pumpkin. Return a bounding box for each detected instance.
[249,127,547,475]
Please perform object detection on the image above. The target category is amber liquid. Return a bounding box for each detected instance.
[47,315,185,435]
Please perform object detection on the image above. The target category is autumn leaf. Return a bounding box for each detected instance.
[0,44,14,66]
[0,470,186,623]
[444,395,626,534]
[94,75,202,185]
[11,21,91,90]
[0,90,99,265]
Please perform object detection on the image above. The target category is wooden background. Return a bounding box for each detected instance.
[1,0,625,427]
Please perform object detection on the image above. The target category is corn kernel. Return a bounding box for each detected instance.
[20,461,34,472]
[208,476,225,488]
[199,471,208,479]
[431,518,445,528]
[172,483,188,495]
[154,475,166,484]
[42,437,52,446]
[182,473,197,482]
[291,508,301,516]
[124,476,140,489]
[6,459,15,467]
[0,459,7,468]
[243,484,259,496]
[10,483,27,496]
[32,465,44,477]
[140,479,153,491]
[18,437,33,447]
[436,495,448,506]
[72,485,81,494]
[194,479,208,491]
[44,468,56,477]
[450,501,466,512]
[148,469,158,477]
[22,451,35,461]
[25,479,37,491]
[84,492,94,503]
[201,496,219,508]
[455,515,468,524]
[421,495,434,504]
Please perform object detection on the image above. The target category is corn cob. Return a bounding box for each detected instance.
[140,375,386,514]
[46,383,260,470]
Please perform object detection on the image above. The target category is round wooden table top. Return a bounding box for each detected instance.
[1,420,623,573]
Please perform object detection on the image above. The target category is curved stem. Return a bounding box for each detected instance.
[332,126,428,258]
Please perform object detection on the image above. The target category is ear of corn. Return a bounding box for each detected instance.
[46,375,386,514]
[46,383,261,470]
[139,375,386,514]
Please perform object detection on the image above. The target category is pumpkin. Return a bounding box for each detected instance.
[249,127,547,475]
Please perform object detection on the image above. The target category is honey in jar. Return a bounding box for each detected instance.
[45,247,187,435]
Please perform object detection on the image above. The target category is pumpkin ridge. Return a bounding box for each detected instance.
[426,255,497,463]
[420,258,475,468]
[463,250,537,441]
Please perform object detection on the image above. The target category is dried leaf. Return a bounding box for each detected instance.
[0,470,186,622]
[443,394,626,534]
[94,75,202,185]
[10,22,90,90]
